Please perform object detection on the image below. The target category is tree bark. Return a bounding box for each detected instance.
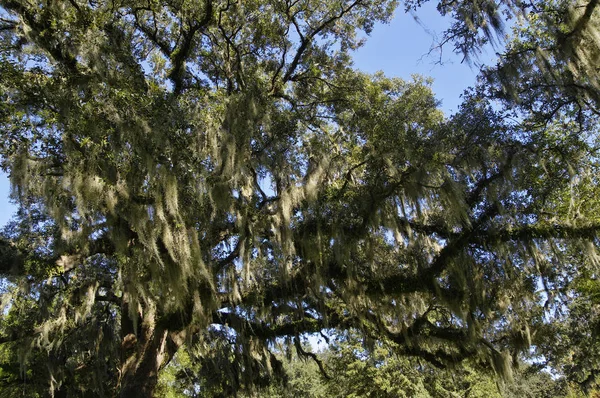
[118,297,179,398]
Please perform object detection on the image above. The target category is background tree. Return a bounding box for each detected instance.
[159,331,576,397]
[0,0,599,397]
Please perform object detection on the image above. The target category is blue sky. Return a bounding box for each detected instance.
[352,2,496,112]
[0,3,496,229]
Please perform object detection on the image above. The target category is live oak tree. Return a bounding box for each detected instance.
[0,0,599,397]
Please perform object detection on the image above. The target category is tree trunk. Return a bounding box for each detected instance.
[119,329,168,397]
[118,297,180,398]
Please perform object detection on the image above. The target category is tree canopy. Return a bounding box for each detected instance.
[0,0,599,396]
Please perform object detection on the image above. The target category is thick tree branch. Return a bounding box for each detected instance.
[170,0,213,94]
[480,222,600,244]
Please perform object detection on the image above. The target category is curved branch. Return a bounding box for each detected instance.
[282,0,364,83]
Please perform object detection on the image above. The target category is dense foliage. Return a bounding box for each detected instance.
[154,332,588,397]
[0,0,599,396]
